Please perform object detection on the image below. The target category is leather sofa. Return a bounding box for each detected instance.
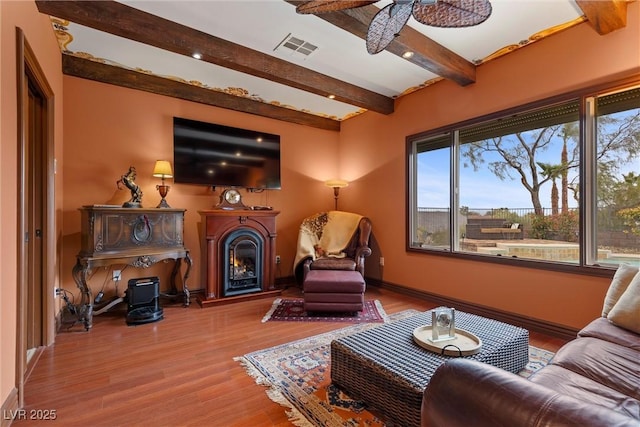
[421,265,640,427]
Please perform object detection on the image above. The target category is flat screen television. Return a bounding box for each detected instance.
[173,117,281,190]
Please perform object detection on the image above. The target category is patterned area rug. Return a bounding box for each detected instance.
[261,298,388,323]
[237,310,556,427]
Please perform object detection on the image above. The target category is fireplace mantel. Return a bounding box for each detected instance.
[197,209,281,307]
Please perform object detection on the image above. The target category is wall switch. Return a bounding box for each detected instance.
[113,270,122,282]
[275,255,281,264]
[379,257,384,266]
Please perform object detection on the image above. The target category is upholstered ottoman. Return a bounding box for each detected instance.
[303,270,365,312]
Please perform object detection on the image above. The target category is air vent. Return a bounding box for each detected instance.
[274,34,318,59]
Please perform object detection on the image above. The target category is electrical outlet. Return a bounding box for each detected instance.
[379,257,385,266]
[55,288,63,297]
[275,255,281,264]
[113,270,122,282]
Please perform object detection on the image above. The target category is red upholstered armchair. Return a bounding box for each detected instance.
[293,212,372,285]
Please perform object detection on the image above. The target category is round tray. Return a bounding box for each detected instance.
[412,326,483,356]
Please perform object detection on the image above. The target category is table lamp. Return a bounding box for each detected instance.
[153,160,173,208]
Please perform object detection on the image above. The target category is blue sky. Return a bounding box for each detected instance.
[416,107,640,211]
[417,141,579,210]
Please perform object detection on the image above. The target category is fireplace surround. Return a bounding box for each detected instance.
[198,209,280,306]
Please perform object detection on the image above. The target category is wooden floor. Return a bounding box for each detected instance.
[13,286,568,427]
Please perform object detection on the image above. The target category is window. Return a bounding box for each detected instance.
[410,134,452,249]
[592,87,640,267]
[408,84,640,270]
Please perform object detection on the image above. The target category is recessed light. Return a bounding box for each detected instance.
[328,94,336,99]
[192,52,202,60]
[402,51,414,59]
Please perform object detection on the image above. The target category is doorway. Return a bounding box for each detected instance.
[16,28,56,407]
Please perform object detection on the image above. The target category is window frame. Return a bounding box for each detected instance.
[406,77,640,278]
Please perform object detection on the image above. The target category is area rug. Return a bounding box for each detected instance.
[261,298,388,323]
[236,310,556,427]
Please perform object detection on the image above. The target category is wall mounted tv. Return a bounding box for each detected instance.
[173,117,281,190]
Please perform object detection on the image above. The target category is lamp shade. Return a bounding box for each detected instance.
[152,160,173,178]
[325,179,348,188]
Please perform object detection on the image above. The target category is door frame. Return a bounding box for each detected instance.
[16,27,56,407]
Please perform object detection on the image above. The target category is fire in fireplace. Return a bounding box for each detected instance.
[223,229,263,297]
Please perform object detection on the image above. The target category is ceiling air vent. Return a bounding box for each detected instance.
[274,34,318,59]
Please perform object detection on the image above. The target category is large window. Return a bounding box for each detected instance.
[592,88,640,267]
[408,84,640,270]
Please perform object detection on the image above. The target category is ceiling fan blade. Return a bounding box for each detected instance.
[412,0,492,27]
[366,2,413,54]
[296,0,379,14]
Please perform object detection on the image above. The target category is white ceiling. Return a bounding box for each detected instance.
[51,0,585,121]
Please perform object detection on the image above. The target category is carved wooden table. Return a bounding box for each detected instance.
[72,206,192,330]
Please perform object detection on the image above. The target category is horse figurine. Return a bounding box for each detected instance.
[117,166,143,208]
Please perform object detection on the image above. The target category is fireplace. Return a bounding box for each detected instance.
[223,229,263,297]
[198,209,281,306]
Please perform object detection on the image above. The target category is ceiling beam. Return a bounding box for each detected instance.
[62,55,341,131]
[35,0,394,115]
[286,1,476,86]
[575,0,629,35]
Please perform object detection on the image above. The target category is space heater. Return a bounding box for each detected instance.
[125,277,163,325]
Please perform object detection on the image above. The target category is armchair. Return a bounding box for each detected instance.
[293,211,372,285]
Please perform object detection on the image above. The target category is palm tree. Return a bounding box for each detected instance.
[537,162,565,215]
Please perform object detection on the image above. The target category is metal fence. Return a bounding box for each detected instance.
[416,206,631,235]
[415,207,639,252]
[416,207,553,233]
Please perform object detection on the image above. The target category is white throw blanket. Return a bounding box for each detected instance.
[293,211,363,275]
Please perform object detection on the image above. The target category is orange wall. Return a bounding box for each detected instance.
[1,0,64,412]
[340,4,640,330]
[61,78,341,296]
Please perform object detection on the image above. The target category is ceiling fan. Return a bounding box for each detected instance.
[295,0,492,54]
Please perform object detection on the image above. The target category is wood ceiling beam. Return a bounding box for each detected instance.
[62,55,340,131]
[35,0,394,115]
[286,1,476,86]
[575,0,629,35]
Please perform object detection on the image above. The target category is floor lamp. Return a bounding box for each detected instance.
[325,179,349,210]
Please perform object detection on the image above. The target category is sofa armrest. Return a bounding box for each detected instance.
[422,359,636,427]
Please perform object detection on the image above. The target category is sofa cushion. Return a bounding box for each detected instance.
[309,257,357,271]
[608,271,640,334]
[602,264,639,317]
[579,317,640,351]
[547,337,640,400]
[423,359,639,427]
[530,364,640,420]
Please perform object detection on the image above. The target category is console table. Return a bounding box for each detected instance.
[72,206,192,330]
